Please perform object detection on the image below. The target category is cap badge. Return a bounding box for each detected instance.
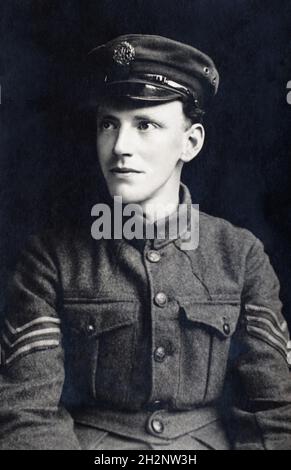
[113,41,135,66]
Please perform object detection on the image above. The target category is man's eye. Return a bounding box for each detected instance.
[137,121,157,131]
[99,120,116,130]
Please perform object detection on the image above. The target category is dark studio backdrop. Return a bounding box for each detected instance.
[1,0,291,325]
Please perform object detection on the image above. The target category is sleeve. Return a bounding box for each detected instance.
[0,234,81,449]
[227,237,291,450]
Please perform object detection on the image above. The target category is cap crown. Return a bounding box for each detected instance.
[88,34,219,108]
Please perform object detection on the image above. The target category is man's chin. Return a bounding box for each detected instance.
[108,185,149,206]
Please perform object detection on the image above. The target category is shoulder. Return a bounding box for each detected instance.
[183,211,271,292]
[198,211,260,257]
[22,220,95,259]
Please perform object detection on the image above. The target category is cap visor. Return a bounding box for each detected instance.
[103,81,184,101]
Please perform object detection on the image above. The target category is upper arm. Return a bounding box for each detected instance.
[0,234,80,449]
[1,234,61,369]
[228,237,291,449]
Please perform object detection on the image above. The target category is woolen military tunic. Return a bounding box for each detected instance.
[0,184,291,449]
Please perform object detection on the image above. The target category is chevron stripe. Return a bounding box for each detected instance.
[2,327,60,348]
[5,316,60,335]
[246,324,288,359]
[246,315,288,346]
[5,339,60,365]
[245,304,287,332]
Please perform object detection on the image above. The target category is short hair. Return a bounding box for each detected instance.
[181,98,205,125]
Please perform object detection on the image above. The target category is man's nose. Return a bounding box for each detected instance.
[113,126,134,157]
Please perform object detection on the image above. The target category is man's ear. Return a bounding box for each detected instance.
[181,123,205,163]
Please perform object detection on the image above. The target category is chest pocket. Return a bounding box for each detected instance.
[177,300,241,405]
[61,299,138,406]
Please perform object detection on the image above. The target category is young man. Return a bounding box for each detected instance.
[0,34,291,450]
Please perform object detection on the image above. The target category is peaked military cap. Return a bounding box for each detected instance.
[87,34,219,109]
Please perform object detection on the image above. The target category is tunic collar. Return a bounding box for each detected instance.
[123,183,194,251]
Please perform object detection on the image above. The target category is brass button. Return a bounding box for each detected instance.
[223,323,230,335]
[151,418,164,434]
[147,250,161,263]
[154,292,167,307]
[154,346,166,362]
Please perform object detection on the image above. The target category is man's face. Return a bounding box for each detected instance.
[96,99,193,207]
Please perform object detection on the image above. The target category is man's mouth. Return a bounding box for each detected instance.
[110,167,143,174]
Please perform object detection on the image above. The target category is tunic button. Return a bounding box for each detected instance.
[154,292,168,307]
[151,418,164,434]
[223,323,230,335]
[147,250,161,263]
[154,346,166,362]
[87,323,95,334]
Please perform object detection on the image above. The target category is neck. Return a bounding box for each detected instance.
[140,178,181,224]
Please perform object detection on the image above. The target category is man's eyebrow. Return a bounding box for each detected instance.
[97,113,119,121]
[132,114,165,124]
[97,111,166,125]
